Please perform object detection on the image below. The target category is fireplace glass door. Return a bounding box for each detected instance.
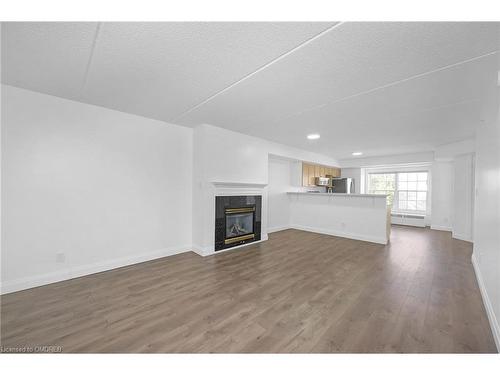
[225,207,255,244]
[215,196,261,251]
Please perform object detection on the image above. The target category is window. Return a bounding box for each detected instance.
[367,171,428,213]
[367,173,396,206]
[397,172,427,212]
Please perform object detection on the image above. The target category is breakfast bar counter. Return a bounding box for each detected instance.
[286,192,390,244]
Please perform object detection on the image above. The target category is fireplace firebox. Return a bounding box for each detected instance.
[215,195,262,251]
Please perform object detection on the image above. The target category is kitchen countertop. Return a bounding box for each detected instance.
[286,191,388,198]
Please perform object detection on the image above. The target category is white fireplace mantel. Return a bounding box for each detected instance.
[211,181,268,189]
[211,181,268,197]
[190,181,269,257]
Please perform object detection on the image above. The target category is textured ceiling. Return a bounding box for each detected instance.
[2,22,499,159]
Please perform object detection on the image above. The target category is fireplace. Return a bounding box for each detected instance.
[215,195,262,251]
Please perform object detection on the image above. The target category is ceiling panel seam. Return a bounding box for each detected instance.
[171,21,344,122]
[79,22,102,99]
[266,50,499,126]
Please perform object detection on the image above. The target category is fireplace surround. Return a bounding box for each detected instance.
[215,195,262,251]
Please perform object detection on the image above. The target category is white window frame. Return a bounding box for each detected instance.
[362,163,432,217]
[394,171,429,213]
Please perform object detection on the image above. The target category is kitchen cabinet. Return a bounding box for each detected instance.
[301,162,341,186]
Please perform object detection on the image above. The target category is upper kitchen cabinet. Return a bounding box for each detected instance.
[302,162,340,186]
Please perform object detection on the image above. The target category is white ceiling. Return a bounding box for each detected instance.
[2,22,499,160]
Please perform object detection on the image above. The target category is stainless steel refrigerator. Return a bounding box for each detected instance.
[331,178,355,193]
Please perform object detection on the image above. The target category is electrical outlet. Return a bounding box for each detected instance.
[56,252,66,263]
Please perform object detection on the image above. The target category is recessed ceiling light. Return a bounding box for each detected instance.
[352,152,363,156]
[307,134,320,140]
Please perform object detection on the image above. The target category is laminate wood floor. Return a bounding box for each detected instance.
[1,226,497,353]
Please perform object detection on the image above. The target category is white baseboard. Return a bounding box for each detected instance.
[471,252,500,352]
[267,225,291,234]
[430,225,452,232]
[391,216,425,228]
[290,224,387,245]
[192,244,211,257]
[452,232,473,243]
[0,245,192,295]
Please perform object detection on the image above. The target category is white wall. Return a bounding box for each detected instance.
[267,156,294,232]
[430,161,454,231]
[1,85,193,293]
[434,138,475,161]
[472,51,500,349]
[452,153,475,241]
[193,124,339,185]
[267,156,307,231]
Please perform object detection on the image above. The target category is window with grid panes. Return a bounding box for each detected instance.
[397,172,428,212]
[367,173,396,207]
[367,171,428,212]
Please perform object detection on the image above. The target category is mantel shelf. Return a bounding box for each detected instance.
[211,181,268,188]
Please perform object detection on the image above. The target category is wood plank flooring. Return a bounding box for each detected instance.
[0,226,497,353]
